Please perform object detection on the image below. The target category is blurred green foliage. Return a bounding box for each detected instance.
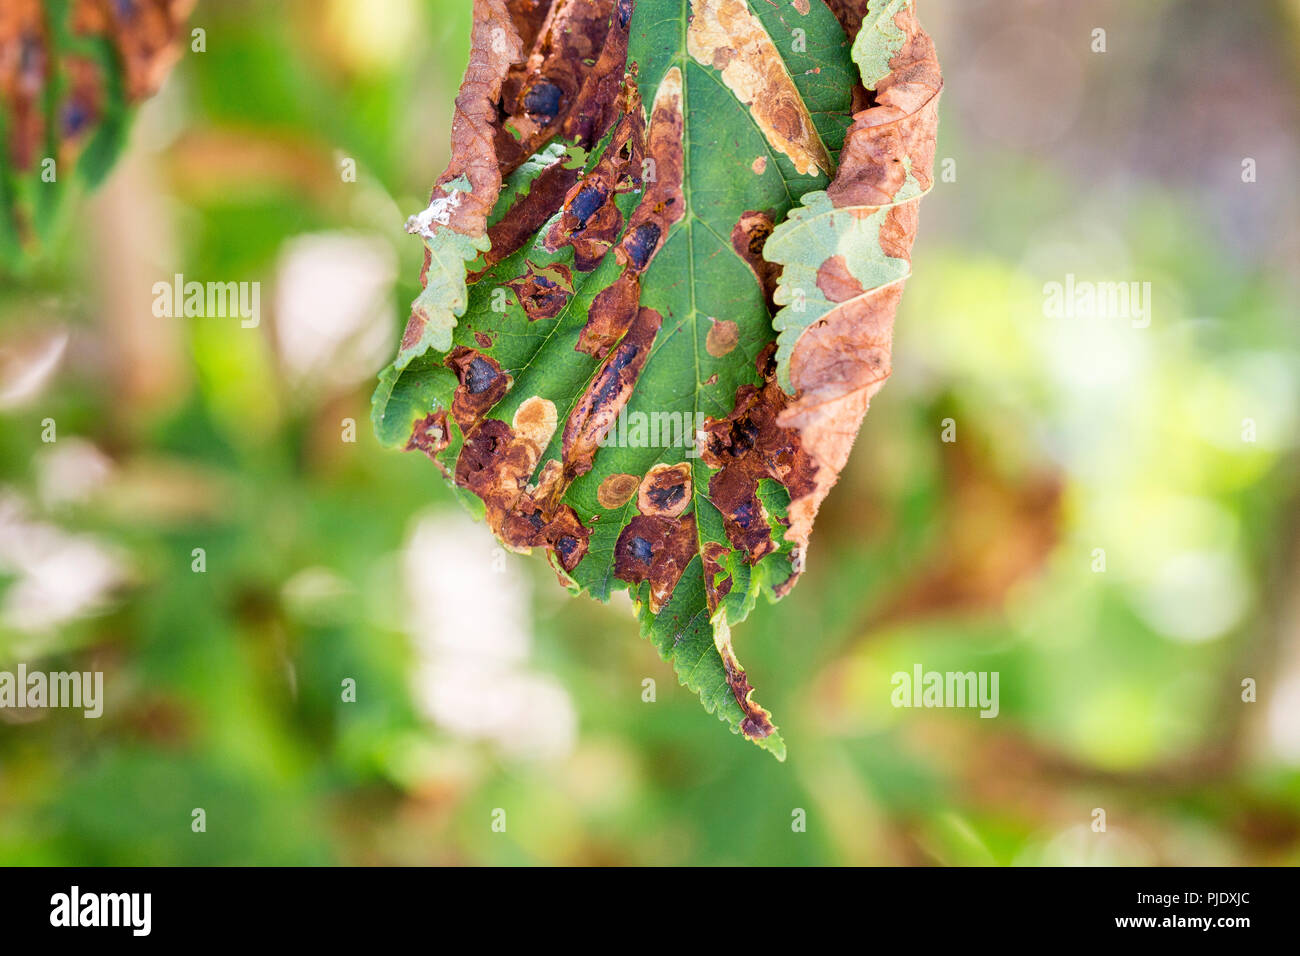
[0,0,1298,865]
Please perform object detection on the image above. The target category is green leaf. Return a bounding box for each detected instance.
[852,0,912,90]
[397,177,493,367]
[767,170,922,393]
[373,0,940,758]
[765,0,942,393]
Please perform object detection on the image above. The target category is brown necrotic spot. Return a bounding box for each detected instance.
[562,306,662,481]
[611,67,684,275]
[406,409,450,462]
[452,410,589,575]
[569,65,682,363]
[477,157,582,273]
[567,182,607,225]
[720,645,776,739]
[597,472,639,510]
[454,417,515,493]
[508,262,573,321]
[560,0,634,148]
[707,466,773,562]
[541,504,590,574]
[815,254,867,303]
[577,271,639,359]
[497,0,613,170]
[447,347,512,430]
[545,171,620,271]
[698,358,819,564]
[701,542,734,613]
[730,210,779,304]
[637,462,692,518]
[544,92,644,272]
[613,514,697,614]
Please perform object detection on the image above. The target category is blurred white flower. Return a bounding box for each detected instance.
[272,233,396,392]
[35,438,114,510]
[0,490,126,633]
[1267,674,1300,765]
[403,512,576,761]
[1017,823,1154,866]
[1133,549,1252,644]
[0,329,67,410]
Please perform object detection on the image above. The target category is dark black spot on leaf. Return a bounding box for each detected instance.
[732,498,759,529]
[629,536,653,565]
[624,223,660,271]
[465,357,499,394]
[523,80,564,122]
[567,183,607,227]
[556,535,580,564]
[728,418,760,456]
[646,482,685,510]
[61,100,90,137]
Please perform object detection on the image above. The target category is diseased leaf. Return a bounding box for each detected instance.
[0,0,193,265]
[373,0,941,758]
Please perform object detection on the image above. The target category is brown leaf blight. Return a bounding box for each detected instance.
[772,0,942,562]
[686,0,832,177]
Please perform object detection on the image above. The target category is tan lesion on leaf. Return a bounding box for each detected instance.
[544,81,645,271]
[454,415,592,574]
[596,472,639,509]
[705,319,739,358]
[617,65,685,272]
[701,541,734,613]
[559,0,635,147]
[579,271,640,359]
[814,254,867,302]
[686,0,831,176]
[512,395,558,451]
[406,410,451,476]
[442,348,589,573]
[476,156,582,275]
[472,0,636,275]
[498,0,614,169]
